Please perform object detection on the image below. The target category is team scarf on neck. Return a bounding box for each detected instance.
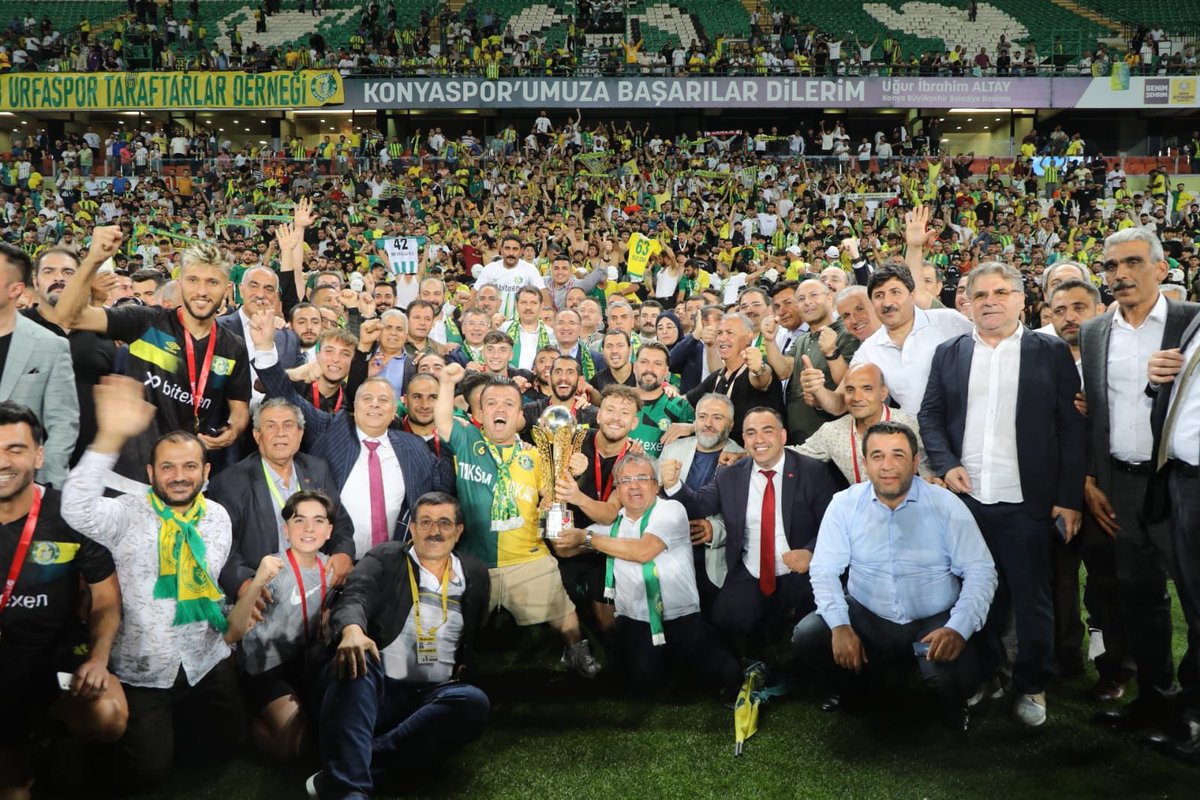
[482,438,526,531]
[604,503,666,645]
[462,342,485,363]
[509,321,552,368]
[148,492,227,632]
[577,344,596,380]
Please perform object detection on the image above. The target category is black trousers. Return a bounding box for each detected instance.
[792,597,981,706]
[118,657,246,788]
[961,497,1055,695]
[711,567,814,639]
[1052,511,1131,680]
[614,613,741,695]
[1166,468,1200,711]
[1107,471,1180,700]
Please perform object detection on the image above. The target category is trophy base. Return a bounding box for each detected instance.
[543,505,572,541]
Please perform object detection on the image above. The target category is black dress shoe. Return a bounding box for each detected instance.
[820,694,842,712]
[1163,733,1200,765]
[1145,719,1200,751]
[1093,701,1165,731]
[941,704,970,734]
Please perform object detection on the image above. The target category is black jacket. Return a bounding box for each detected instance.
[328,542,490,679]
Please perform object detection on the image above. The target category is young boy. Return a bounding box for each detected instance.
[225,490,335,759]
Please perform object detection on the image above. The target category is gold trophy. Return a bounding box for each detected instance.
[531,406,588,540]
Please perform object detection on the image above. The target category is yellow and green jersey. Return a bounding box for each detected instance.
[448,424,547,568]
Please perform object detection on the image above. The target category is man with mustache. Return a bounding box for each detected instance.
[311,492,491,799]
[23,245,114,468]
[1089,227,1200,753]
[684,313,785,444]
[54,230,251,490]
[61,376,242,789]
[435,363,600,678]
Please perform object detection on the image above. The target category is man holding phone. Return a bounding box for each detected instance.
[793,421,997,732]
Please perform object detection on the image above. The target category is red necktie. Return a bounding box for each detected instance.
[364,440,388,547]
[759,469,777,597]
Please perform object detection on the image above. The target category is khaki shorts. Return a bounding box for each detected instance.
[488,555,576,626]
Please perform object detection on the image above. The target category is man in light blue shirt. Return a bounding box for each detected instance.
[793,421,997,730]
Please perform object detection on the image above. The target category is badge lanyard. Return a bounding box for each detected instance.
[286,548,326,641]
[849,407,891,483]
[408,556,451,663]
[594,440,630,501]
[178,308,218,432]
[312,382,343,413]
[0,486,44,624]
[402,417,441,457]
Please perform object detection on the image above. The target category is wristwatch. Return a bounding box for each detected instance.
[584,531,594,550]
[824,348,842,360]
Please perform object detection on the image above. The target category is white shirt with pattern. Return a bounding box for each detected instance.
[61,450,232,689]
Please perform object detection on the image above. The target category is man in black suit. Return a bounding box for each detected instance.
[216,265,305,383]
[1081,228,1200,739]
[207,397,356,599]
[919,261,1086,727]
[246,307,453,560]
[661,407,839,643]
[1140,244,1200,761]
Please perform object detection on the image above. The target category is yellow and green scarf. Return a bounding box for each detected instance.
[482,439,525,532]
[149,492,227,632]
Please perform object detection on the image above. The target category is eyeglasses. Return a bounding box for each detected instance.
[616,474,657,485]
[413,518,458,533]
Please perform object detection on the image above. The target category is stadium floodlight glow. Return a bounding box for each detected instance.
[244,127,250,132]
[967,118,973,122]
[956,126,962,130]
[0,112,13,117]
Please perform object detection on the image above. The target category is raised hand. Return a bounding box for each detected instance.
[94,375,157,445]
[660,458,682,489]
[293,196,316,229]
[85,226,124,266]
[248,308,278,352]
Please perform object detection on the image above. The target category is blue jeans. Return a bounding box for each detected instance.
[317,658,489,799]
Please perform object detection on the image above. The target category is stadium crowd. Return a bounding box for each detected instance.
[2,0,1198,77]
[2,108,1200,800]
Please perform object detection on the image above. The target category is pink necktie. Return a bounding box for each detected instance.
[364,440,388,546]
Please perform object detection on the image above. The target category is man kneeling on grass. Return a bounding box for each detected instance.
[551,453,741,696]
[792,422,997,732]
[308,492,490,800]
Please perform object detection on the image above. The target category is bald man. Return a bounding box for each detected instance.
[821,267,849,295]
[794,362,936,484]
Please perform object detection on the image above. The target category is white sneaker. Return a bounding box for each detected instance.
[1013,692,1047,727]
[561,638,602,679]
[967,678,1005,707]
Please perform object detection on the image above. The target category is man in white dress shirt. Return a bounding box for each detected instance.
[551,453,740,696]
[919,262,1086,727]
[1081,227,1200,739]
